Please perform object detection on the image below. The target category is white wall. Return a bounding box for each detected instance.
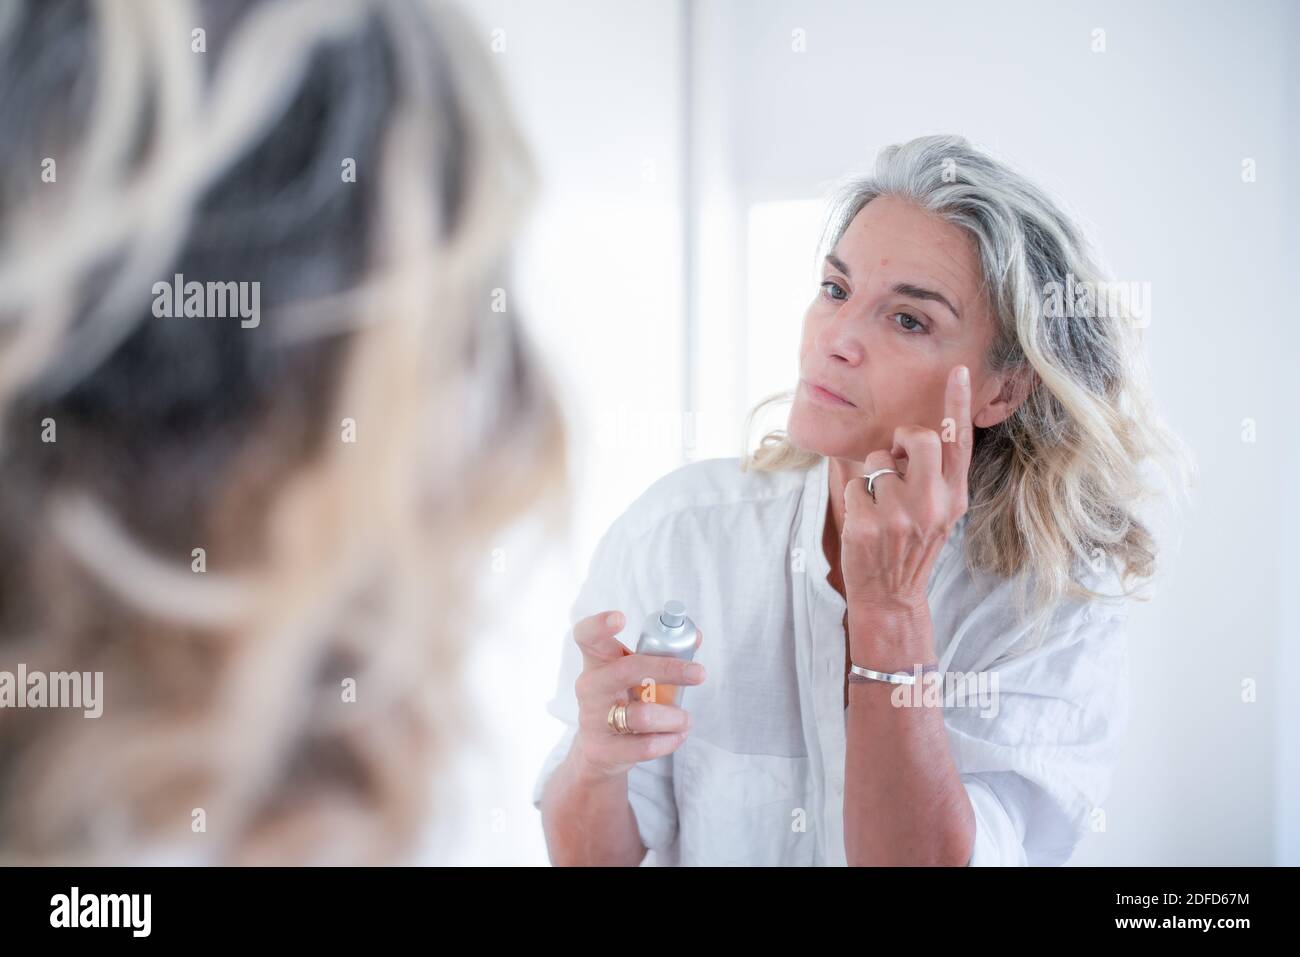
[1276,0,1300,869]
[439,0,1298,865]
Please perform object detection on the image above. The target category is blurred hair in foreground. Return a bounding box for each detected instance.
[0,0,566,863]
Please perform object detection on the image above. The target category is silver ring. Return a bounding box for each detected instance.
[862,467,901,504]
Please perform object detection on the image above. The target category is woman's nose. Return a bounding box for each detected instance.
[815,308,865,366]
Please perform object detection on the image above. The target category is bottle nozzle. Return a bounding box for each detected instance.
[659,600,687,629]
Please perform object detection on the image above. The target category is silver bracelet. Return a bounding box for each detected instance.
[848,662,939,685]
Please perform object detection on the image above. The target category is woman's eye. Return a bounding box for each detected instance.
[820,280,847,301]
[891,311,926,333]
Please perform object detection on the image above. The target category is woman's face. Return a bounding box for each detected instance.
[787,195,1004,462]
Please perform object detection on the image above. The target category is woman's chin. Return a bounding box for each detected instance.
[787,406,846,459]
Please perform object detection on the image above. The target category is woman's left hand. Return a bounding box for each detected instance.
[841,365,973,635]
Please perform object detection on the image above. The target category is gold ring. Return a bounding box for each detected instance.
[607,701,632,734]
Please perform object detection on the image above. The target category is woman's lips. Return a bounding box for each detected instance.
[803,379,855,407]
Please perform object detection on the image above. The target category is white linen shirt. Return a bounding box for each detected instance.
[532,455,1130,866]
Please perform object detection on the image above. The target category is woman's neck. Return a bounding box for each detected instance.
[822,458,852,600]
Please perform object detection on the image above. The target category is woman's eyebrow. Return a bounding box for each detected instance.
[891,282,961,321]
[825,253,853,276]
[823,254,961,321]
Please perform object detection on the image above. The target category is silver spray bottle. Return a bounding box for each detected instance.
[634,600,700,709]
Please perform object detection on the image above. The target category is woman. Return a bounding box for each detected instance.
[535,134,1185,866]
[0,0,565,864]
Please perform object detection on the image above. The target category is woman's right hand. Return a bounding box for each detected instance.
[570,609,706,780]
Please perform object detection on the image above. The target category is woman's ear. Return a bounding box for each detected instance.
[973,364,1037,428]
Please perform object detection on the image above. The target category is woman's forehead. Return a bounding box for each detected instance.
[843,199,980,274]
[835,198,985,318]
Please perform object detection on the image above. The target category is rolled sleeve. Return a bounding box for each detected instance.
[532,722,678,854]
[532,511,681,858]
[625,759,677,852]
[963,774,1029,866]
[944,604,1130,866]
[532,723,578,810]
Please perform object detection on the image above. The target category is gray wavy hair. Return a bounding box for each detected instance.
[744,134,1190,627]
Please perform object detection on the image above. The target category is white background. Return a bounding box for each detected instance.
[421,0,1299,866]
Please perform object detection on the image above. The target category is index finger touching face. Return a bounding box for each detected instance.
[942,364,973,494]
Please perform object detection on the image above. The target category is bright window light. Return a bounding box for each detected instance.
[745,199,828,411]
